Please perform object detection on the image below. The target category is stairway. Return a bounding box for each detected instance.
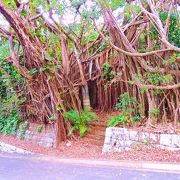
[85,121,107,146]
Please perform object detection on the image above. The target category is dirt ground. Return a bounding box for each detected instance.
[0,111,180,163]
[0,134,180,163]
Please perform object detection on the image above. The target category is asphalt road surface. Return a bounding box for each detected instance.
[0,153,180,180]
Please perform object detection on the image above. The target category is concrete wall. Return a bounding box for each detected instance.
[17,123,56,148]
[103,127,180,152]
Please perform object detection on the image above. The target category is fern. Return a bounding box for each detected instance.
[64,109,98,137]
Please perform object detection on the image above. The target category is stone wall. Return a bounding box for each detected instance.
[17,123,56,148]
[103,127,180,152]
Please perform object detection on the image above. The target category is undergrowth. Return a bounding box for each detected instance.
[0,110,21,135]
[0,41,24,135]
[64,109,98,137]
[108,92,143,127]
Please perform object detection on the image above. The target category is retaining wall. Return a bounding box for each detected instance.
[103,127,180,152]
[17,123,56,148]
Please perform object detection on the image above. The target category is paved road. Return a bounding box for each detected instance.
[0,153,180,180]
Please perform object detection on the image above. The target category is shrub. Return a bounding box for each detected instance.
[107,113,128,127]
[0,42,23,136]
[64,109,98,137]
[0,110,21,135]
[115,92,143,122]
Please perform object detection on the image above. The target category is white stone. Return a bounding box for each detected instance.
[102,127,180,153]
[129,131,138,141]
[160,134,172,146]
[104,136,111,144]
[171,135,180,148]
[105,128,112,137]
[102,144,112,152]
[156,144,180,151]
[125,147,131,151]
[139,132,149,142]
[113,147,124,152]
[66,141,71,147]
[115,141,125,148]
[125,140,133,147]
[149,133,158,143]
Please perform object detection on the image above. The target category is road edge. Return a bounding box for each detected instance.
[0,141,180,173]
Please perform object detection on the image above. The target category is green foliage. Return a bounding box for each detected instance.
[149,27,159,40]
[29,0,44,13]
[140,87,148,94]
[163,53,178,65]
[35,125,43,133]
[146,73,173,85]
[143,140,148,145]
[2,0,16,9]
[64,109,98,137]
[29,68,38,75]
[0,41,23,136]
[153,89,164,96]
[107,113,128,127]
[150,108,160,119]
[116,93,140,113]
[0,110,21,135]
[21,9,27,17]
[146,73,163,85]
[115,93,143,124]
[150,12,180,47]
[108,0,125,10]
[49,114,57,123]
[19,121,29,140]
[124,3,141,20]
[160,12,180,47]
[102,63,115,82]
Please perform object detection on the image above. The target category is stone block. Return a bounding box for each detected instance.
[115,134,125,141]
[112,128,127,134]
[102,144,112,152]
[125,147,131,151]
[149,133,159,144]
[139,132,149,142]
[124,131,130,140]
[103,127,180,153]
[129,131,138,141]
[105,128,112,137]
[171,134,180,148]
[113,146,124,152]
[104,136,111,144]
[124,140,133,147]
[160,134,172,146]
[115,140,125,149]
[156,144,180,151]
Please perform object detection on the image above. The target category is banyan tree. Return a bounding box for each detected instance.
[0,0,179,145]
